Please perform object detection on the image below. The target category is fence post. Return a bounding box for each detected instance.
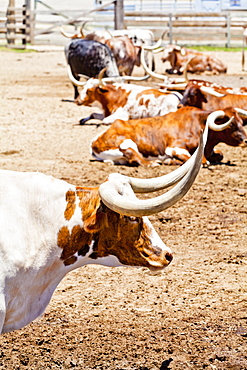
[6,0,16,47]
[25,0,32,44]
[21,4,26,46]
[226,12,231,48]
[114,0,124,30]
[168,13,173,44]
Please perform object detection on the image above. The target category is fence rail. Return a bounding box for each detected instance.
[124,11,247,47]
[0,3,247,48]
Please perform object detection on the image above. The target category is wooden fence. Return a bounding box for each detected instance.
[124,11,247,47]
[3,4,32,48]
[0,1,247,48]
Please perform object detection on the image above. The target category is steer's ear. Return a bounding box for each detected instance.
[98,86,109,93]
[83,205,108,233]
[199,90,208,103]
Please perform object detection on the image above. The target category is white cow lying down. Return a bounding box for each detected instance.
[0,133,205,333]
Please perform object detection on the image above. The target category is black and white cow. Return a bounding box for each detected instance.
[65,39,119,101]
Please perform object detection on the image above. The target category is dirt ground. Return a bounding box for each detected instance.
[0,47,247,370]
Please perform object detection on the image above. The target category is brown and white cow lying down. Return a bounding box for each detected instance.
[0,135,206,333]
[91,107,247,166]
[78,78,182,125]
[161,44,227,75]
[159,75,247,96]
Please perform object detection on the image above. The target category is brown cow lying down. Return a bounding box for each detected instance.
[161,44,227,75]
[177,84,247,126]
[90,107,247,166]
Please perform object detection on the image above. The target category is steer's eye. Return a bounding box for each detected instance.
[126,216,138,222]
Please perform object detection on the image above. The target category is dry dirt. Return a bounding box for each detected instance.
[0,47,247,370]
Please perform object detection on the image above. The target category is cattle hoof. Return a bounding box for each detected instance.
[103,160,114,165]
[150,161,161,167]
[163,158,174,165]
[79,117,91,125]
[75,98,83,105]
[165,68,174,75]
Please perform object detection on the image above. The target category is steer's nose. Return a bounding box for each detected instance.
[165,251,173,265]
[177,102,183,109]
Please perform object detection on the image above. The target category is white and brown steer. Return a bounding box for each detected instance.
[0,135,205,334]
[78,78,182,125]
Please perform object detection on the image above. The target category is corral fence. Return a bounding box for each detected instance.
[1,0,247,48]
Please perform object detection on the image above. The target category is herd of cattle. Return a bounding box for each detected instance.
[0,26,246,335]
[63,25,247,167]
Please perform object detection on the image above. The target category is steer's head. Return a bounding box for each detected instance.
[79,78,102,107]
[207,108,247,147]
[59,127,207,271]
[78,197,173,270]
[178,83,208,109]
[203,108,247,163]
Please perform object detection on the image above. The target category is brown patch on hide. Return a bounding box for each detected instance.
[64,190,76,220]
[145,99,150,108]
[63,256,77,266]
[76,187,101,224]
[57,187,103,266]
[57,224,93,265]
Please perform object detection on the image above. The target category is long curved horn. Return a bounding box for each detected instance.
[102,75,150,84]
[67,65,87,86]
[80,21,88,37]
[140,48,168,81]
[180,56,197,81]
[200,86,225,98]
[142,30,167,50]
[158,82,187,90]
[152,46,165,54]
[105,28,113,37]
[60,26,75,38]
[98,67,109,86]
[157,57,196,90]
[99,124,207,217]
[121,75,150,82]
[207,110,234,131]
[140,49,186,84]
[234,107,247,117]
[97,68,150,85]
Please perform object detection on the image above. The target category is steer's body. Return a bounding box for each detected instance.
[91,107,247,165]
[79,80,182,124]
[104,36,141,76]
[162,45,227,75]
[161,79,247,95]
[72,32,141,76]
[179,83,247,125]
[0,169,176,334]
[65,39,119,100]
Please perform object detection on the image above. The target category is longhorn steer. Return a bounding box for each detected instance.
[178,84,247,125]
[0,137,205,333]
[105,35,142,76]
[161,45,227,75]
[64,39,119,101]
[61,25,155,72]
[91,107,247,166]
[82,33,141,76]
[159,77,247,95]
[78,78,182,125]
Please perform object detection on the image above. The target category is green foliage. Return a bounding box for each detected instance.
[0,46,36,53]
[182,45,242,52]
